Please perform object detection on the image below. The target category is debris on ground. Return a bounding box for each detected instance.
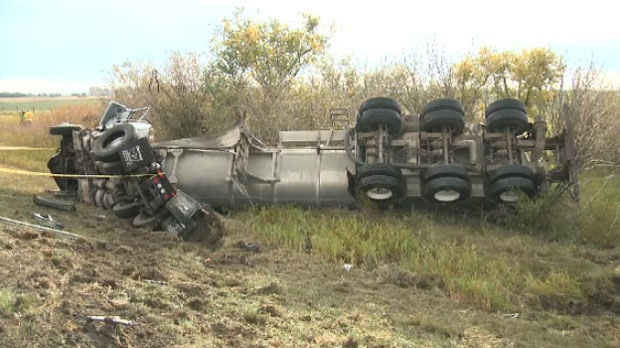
[33,212,64,229]
[86,316,136,327]
[235,241,261,253]
[32,194,76,212]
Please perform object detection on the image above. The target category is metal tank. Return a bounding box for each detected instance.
[153,124,357,208]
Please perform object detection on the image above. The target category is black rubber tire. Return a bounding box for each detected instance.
[486,164,534,184]
[95,160,125,175]
[424,164,469,182]
[486,176,537,204]
[421,98,464,116]
[357,163,402,180]
[49,124,82,136]
[420,109,465,135]
[92,124,135,162]
[359,97,401,114]
[485,98,527,117]
[485,109,529,133]
[423,176,471,203]
[112,200,141,219]
[358,108,402,135]
[132,209,171,229]
[356,175,403,201]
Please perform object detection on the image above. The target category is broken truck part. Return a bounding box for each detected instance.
[47,98,578,236]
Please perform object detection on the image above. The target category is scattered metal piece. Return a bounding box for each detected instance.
[33,194,76,212]
[235,241,261,253]
[503,313,520,319]
[0,215,82,243]
[33,213,64,230]
[86,316,135,327]
[343,263,354,271]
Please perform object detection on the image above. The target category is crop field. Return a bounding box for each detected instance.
[0,101,619,347]
[0,96,101,113]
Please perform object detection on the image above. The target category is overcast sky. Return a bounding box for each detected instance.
[1,0,619,94]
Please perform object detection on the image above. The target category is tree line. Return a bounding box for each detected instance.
[108,10,620,167]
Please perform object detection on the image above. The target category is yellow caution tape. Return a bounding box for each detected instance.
[0,167,151,178]
[0,146,57,151]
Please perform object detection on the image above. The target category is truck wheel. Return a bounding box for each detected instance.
[359,97,401,114]
[485,109,529,134]
[420,109,465,135]
[112,200,141,219]
[420,98,465,135]
[95,160,125,175]
[357,108,402,135]
[485,98,527,117]
[423,176,471,203]
[424,164,469,182]
[357,162,402,180]
[93,124,135,162]
[486,164,534,184]
[487,176,536,203]
[132,209,170,229]
[356,174,403,201]
[421,98,464,115]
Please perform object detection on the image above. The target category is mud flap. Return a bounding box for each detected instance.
[119,137,154,172]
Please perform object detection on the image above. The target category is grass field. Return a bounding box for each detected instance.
[0,100,619,347]
[0,96,101,113]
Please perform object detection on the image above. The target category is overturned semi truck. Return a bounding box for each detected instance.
[48,97,578,236]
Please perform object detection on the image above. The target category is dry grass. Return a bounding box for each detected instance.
[0,102,105,148]
[0,103,105,172]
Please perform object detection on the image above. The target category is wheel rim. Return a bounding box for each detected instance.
[434,190,461,202]
[499,190,519,203]
[366,187,393,200]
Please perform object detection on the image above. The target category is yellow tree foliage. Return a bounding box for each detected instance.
[452,47,565,120]
[213,10,328,98]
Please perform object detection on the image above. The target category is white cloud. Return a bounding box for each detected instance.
[230,0,620,58]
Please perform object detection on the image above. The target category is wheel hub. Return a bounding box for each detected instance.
[366,187,393,200]
[499,190,519,203]
[434,190,461,202]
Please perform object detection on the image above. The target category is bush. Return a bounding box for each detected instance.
[578,169,620,247]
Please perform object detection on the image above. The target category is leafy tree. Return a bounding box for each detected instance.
[452,47,565,121]
[213,10,327,95]
[206,9,329,138]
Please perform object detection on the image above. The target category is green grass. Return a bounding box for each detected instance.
[0,149,56,173]
[578,169,620,247]
[240,177,619,312]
